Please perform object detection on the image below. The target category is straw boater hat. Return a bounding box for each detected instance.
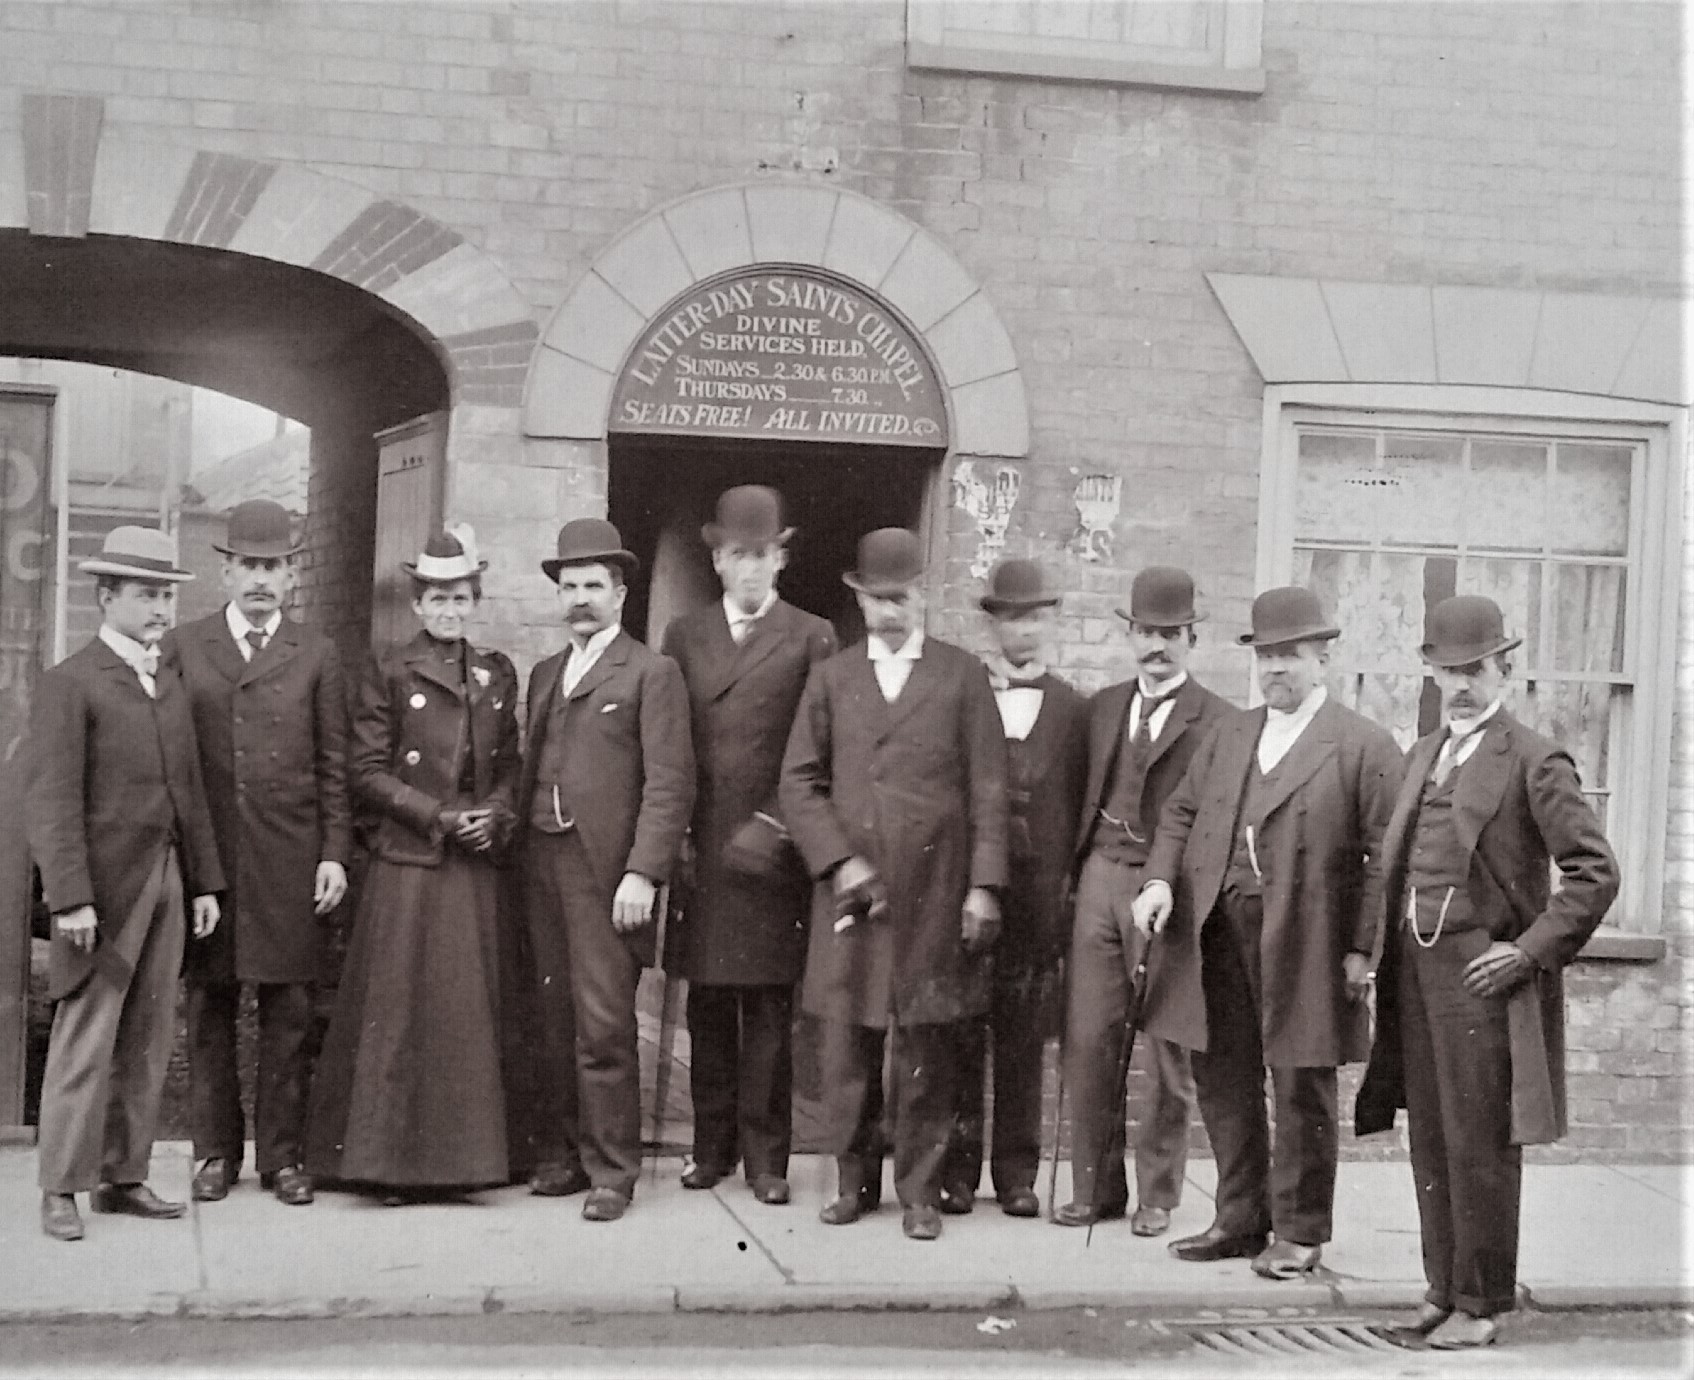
[841,528,925,598]
[702,485,793,548]
[1237,586,1341,648]
[79,526,194,583]
[404,523,487,584]
[1115,566,1204,628]
[979,558,1059,614]
[541,518,639,583]
[213,499,303,559]
[1420,595,1522,668]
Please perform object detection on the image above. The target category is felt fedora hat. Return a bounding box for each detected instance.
[212,499,303,559]
[542,517,638,583]
[702,485,793,548]
[1237,585,1341,648]
[842,527,925,598]
[79,525,194,583]
[980,558,1059,614]
[1115,565,1204,628]
[1420,595,1522,668]
[404,522,487,584]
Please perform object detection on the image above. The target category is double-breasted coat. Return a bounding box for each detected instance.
[1355,711,1618,1145]
[660,598,836,986]
[26,638,226,1001]
[1142,697,1403,1064]
[162,611,351,985]
[780,637,1009,1029]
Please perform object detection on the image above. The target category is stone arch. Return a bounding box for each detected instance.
[523,181,1029,458]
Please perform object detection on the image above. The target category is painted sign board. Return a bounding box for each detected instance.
[610,270,948,447]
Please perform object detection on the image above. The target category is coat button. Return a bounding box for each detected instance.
[410,693,427,709]
[405,750,421,766]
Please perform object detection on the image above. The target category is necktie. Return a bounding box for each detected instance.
[1432,730,1467,787]
[245,629,267,658]
[1132,692,1167,752]
[137,647,160,678]
[730,617,754,646]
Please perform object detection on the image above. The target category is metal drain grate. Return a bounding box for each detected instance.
[1180,1319,1400,1358]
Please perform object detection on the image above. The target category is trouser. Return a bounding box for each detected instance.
[526,831,647,1197]
[1190,892,1338,1246]
[819,1019,955,1210]
[1398,924,1521,1317]
[38,847,186,1194]
[943,977,1049,1198]
[687,982,794,1180]
[1064,853,1196,1211]
[188,979,314,1174]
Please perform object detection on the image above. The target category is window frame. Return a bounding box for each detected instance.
[1255,382,1686,954]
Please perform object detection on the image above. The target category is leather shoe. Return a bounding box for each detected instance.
[1168,1223,1268,1262]
[1252,1239,1322,1279]
[530,1164,591,1197]
[1428,1312,1499,1349]
[581,1187,630,1222]
[1384,1302,1452,1345]
[750,1175,790,1205]
[902,1205,943,1240]
[1131,1205,1172,1237]
[681,1162,729,1191]
[998,1187,1040,1218]
[938,1181,974,1215]
[41,1193,83,1242]
[267,1166,314,1206]
[818,1194,863,1226]
[192,1157,237,1203]
[1053,1199,1126,1228]
[92,1183,186,1220]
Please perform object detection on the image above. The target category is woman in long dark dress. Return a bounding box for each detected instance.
[306,526,519,1199]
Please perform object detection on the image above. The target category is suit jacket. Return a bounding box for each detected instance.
[351,632,521,868]
[1356,710,1618,1145]
[1143,695,1403,1063]
[162,610,351,984]
[661,598,836,986]
[25,638,225,1000]
[517,628,695,902]
[780,636,1009,1028]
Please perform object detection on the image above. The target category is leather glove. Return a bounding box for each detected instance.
[833,856,890,932]
[723,813,793,878]
[960,886,1001,954]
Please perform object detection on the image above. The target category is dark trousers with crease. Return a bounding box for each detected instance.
[820,1019,955,1210]
[943,979,1048,1199]
[526,830,647,1197]
[687,982,794,1181]
[1191,892,1338,1246]
[1397,924,1521,1317]
[188,979,314,1174]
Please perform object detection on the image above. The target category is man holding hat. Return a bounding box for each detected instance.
[781,528,1008,1241]
[659,487,835,1206]
[519,518,694,1221]
[27,527,224,1241]
[1132,586,1400,1278]
[940,558,1086,1218]
[162,499,351,1208]
[1057,566,1228,1234]
[1356,596,1616,1349]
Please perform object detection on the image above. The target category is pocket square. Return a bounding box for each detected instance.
[600,702,619,713]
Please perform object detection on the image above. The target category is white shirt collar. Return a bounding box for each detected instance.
[866,628,924,663]
[99,625,159,674]
[1136,670,1187,702]
[568,622,622,661]
[723,589,778,626]
[1445,699,1502,741]
[226,603,282,644]
[1266,683,1327,726]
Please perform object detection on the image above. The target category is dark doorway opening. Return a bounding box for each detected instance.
[607,435,943,648]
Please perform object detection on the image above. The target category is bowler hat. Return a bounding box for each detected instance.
[1420,595,1522,668]
[213,499,302,559]
[542,518,639,583]
[1237,586,1341,648]
[980,559,1059,614]
[79,525,194,583]
[404,523,487,585]
[1115,566,1204,628]
[702,485,793,548]
[841,528,925,598]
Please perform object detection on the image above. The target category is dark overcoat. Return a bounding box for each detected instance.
[780,637,1009,1029]
[661,598,836,986]
[1142,696,1402,1064]
[25,638,225,1000]
[352,633,520,866]
[162,610,351,985]
[1355,711,1618,1146]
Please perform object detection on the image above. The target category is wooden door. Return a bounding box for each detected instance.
[370,413,447,653]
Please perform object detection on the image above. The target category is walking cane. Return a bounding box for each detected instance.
[648,880,686,1182]
[1087,938,1152,1249]
[1043,1049,1066,1221]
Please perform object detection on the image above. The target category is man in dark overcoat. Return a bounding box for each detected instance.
[519,519,695,1222]
[1356,596,1617,1349]
[1057,566,1229,1234]
[780,528,1008,1241]
[28,527,224,1242]
[660,487,835,1206]
[941,559,1086,1219]
[1133,586,1401,1278]
[162,500,351,1208]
